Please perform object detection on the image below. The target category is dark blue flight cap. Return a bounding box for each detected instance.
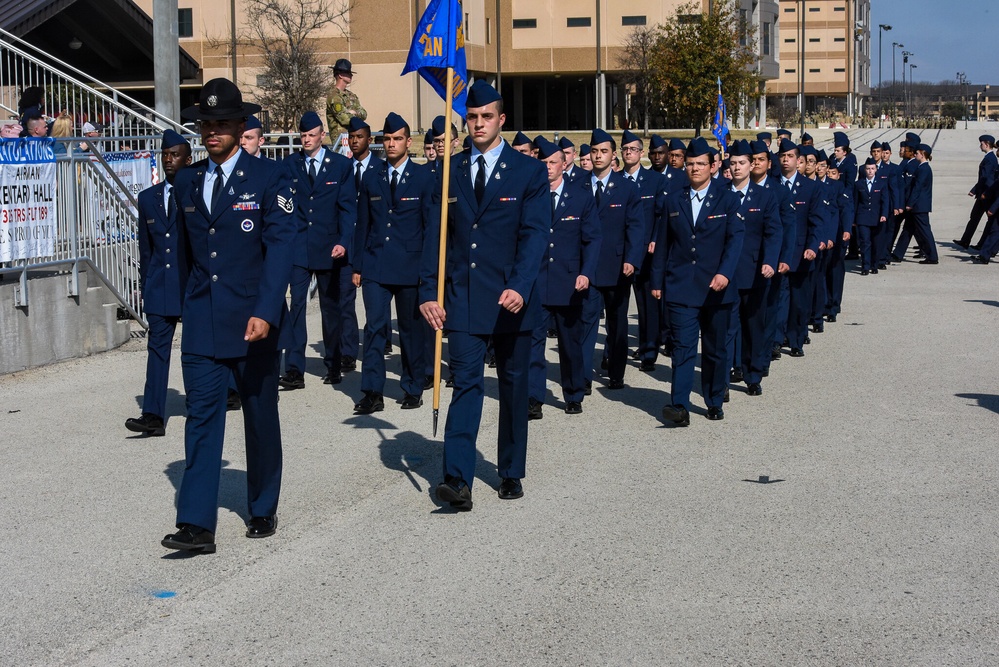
[535,137,562,160]
[798,145,818,158]
[424,129,434,144]
[777,138,798,155]
[382,112,409,134]
[725,139,750,157]
[532,134,546,147]
[347,116,369,133]
[776,128,792,138]
[917,143,932,154]
[558,136,574,150]
[906,132,921,145]
[669,138,686,152]
[299,111,323,132]
[590,128,614,147]
[880,141,891,152]
[431,115,457,138]
[863,157,878,167]
[756,131,772,141]
[244,115,262,131]
[833,131,849,148]
[686,136,711,157]
[579,144,591,157]
[817,149,828,162]
[161,129,190,149]
[512,131,532,147]
[621,129,641,146]
[749,140,770,156]
[979,134,996,145]
[466,80,502,108]
[462,136,472,150]
[801,132,813,143]
[649,134,667,150]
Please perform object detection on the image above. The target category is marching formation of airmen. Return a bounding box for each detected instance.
[126,73,944,552]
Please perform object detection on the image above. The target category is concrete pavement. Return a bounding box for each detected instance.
[1,127,998,665]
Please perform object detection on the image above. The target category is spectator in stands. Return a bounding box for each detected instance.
[79,122,102,151]
[49,114,73,155]
[25,115,48,138]
[17,86,47,134]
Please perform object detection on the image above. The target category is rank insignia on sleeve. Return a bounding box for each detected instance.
[277,194,294,213]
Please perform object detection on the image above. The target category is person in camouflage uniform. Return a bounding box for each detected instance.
[326,58,367,156]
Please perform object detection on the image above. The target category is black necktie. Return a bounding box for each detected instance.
[308,158,317,186]
[735,190,744,202]
[166,186,174,219]
[390,170,398,205]
[474,156,486,204]
[355,162,362,192]
[786,180,793,191]
[210,165,224,213]
[596,181,604,206]
[551,191,558,215]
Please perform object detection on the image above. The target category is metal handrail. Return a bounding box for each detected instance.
[0,27,185,133]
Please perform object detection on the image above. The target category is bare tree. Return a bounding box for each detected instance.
[618,26,661,135]
[769,93,797,129]
[209,0,351,131]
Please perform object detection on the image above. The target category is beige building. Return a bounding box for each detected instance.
[768,0,871,117]
[132,0,783,131]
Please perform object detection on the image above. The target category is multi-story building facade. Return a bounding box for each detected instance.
[130,0,781,132]
[768,0,871,118]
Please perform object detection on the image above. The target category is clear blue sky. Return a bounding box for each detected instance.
[870,0,995,85]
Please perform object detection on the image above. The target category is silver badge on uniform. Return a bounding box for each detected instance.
[207,95,218,107]
[241,219,254,232]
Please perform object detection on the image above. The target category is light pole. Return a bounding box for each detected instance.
[957,72,968,129]
[892,42,903,113]
[800,0,807,137]
[878,24,892,126]
[908,63,917,119]
[901,51,911,124]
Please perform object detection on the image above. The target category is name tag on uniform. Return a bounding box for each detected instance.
[233,202,260,211]
[669,211,679,217]
[448,197,458,203]
[184,206,196,213]
[370,195,382,201]
[146,218,155,224]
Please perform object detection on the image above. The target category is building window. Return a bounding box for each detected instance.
[486,17,491,44]
[679,14,701,25]
[567,17,591,28]
[622,15,646,26]
[786,68,796,74]
[809,37,819,42]
[178,8,193,38]
[809,68,820,73]
[739,9,749,46]
[834,68,846,72]
[464,12,469,40]
[784,6,795,12]
[785,38,796,43]
[834,5,846,10]
[834,37,845,42]
[809,6,820,11]
[512,18,536,29]
[763,22,772,56]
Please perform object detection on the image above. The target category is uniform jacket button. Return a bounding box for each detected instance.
[210,251,217,258]
[212,274,218,281]
[470,262,476,269]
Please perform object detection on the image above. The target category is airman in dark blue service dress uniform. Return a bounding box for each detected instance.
[352,113,434,414]
[420,81,549,511]
[528,138,601,418]
[125,130,192,437]
[651,137,744,425]
[279,111,357,389]
[955,135,999,249]
[161,79,297,554]
[854,157,890,275]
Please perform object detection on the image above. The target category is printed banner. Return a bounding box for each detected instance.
[0,138,56,262]
[87,150,157,244]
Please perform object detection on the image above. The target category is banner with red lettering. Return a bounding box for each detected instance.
[0,138,56,261]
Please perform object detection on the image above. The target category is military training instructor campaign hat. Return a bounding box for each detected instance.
[181,78,260,121]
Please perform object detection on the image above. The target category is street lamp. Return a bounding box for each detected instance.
[957,71,968,129]
[901,50,912,123]
[878,24,892,126]
[892,42,903,112]
[908,63,917,119]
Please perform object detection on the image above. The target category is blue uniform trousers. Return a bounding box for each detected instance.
[810,251,829,325]
[765,272,789,352]
[727,281,771,385]
[894,213,936,261]
[633,254,661,364]
[360,280,424,397]
[529,303,587,405]
[178,351,282,533]
[287,265,341,374]
[667,303,731,409]
[786,266,813,349]
[443,330,530,488]
[857,226,877,271]
[142,313,179,419]
[958,196,994,247]
[581,277,631,383]
[826,243,846,315]
[339,262,360,358]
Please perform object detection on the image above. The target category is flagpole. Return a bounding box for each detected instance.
[432,65,456,438]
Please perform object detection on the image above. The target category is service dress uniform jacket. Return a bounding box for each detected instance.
[354,159,436,397]
[854,176,890,271]
[626,166,668,366]
[777,173,822,350]
[281,147,357,376]
[894,160,938,262]
[136,182,187,420]
[419,141,549,490]
[173,149,297,534]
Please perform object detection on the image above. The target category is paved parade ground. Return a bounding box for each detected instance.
[2,127,997,665]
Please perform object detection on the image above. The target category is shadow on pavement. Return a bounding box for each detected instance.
[955,392,999,415]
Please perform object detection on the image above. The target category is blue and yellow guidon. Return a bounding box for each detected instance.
[402,0,468,117]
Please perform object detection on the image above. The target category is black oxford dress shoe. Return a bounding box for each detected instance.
[789,348,804,357]
[584,380,592,395]
[861,270,869,276]
[564,401,582,414]
[723,389,730,403]
[279,370,305,389]
[226,388,242,411]
[498,478,524,500]
[730,368,744,383]
[971,255,990,264]
[640,361,655,372]
[870,268,878,274]
[918,259,938,265]
[825,314,837,323]
[125,413,165,436]
[746,383,762,396]
[246,516,277,538]
[436,479,472,511]
[323,370,342,385]
[706,407,724,420]
[527,399,543,420]
[661,404,690,426]
[341,356,357,372]
[607,379,625,389]
[400,394,423,409]
[954,239,970,249]
[162,524,216,553]
[423,375,435,391]
[353,392,384,414]
[803,336,811,345]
